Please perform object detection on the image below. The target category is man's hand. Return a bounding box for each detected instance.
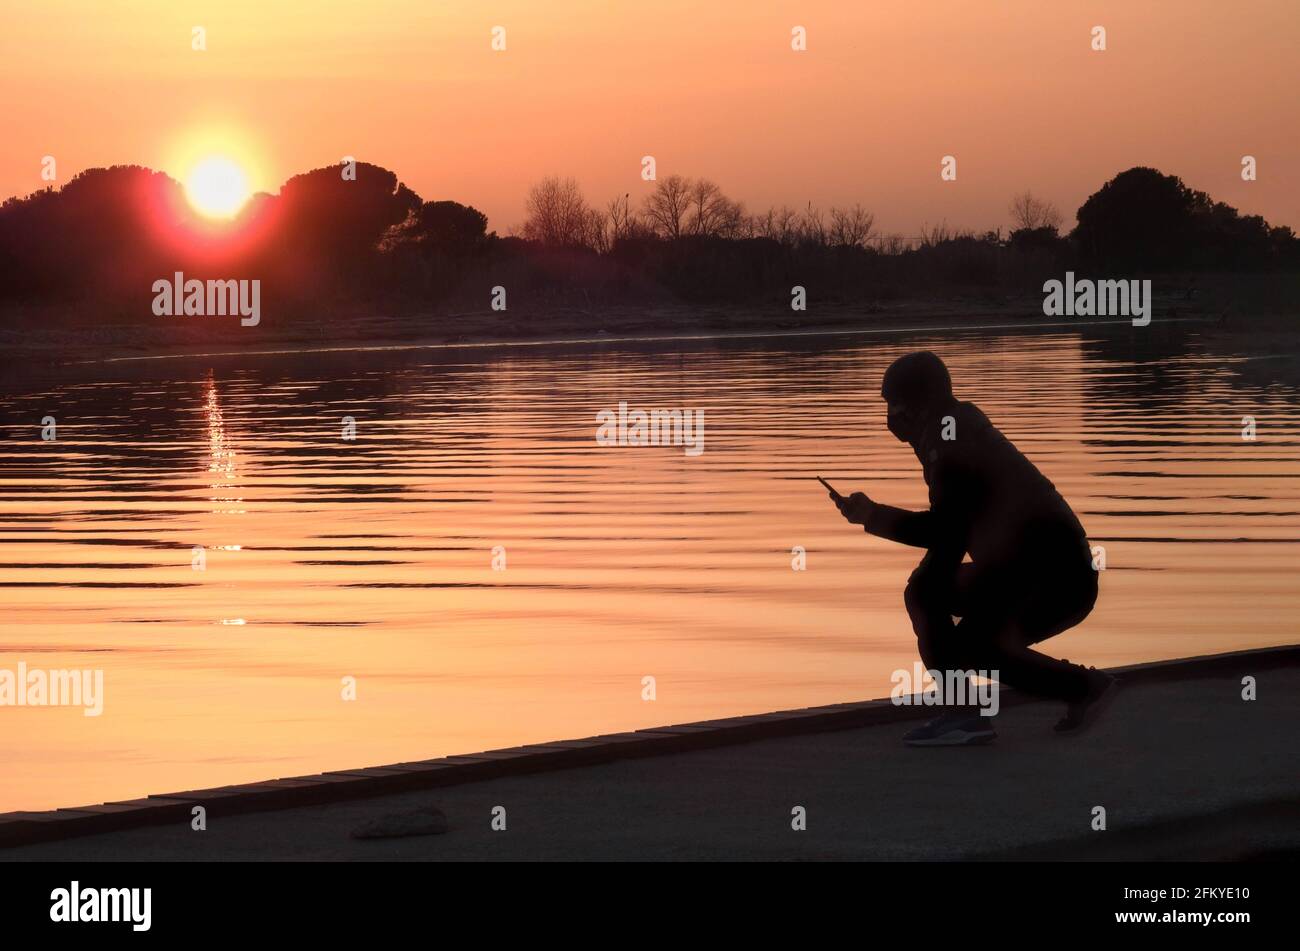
[834,491,875,526]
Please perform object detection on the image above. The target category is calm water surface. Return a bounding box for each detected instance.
[1,327,1297,810]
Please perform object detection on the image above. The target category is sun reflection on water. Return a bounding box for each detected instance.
[204,374,245,514]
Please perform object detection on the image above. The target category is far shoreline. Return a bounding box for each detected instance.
[70,314,1205,367]
[0,295,1237,375]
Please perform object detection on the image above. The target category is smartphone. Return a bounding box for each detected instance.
[817,475,842,499]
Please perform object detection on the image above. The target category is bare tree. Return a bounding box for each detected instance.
[606,194,633,243]
[749,206,801,246]
[1009,191,1064,232]
[918,222,953,249]
[874,232,910,255]
[747,208,775,241]
[521,176,593,247]
[684,179,744,237]
[583,207,611,253]
[828,204,876,248]
[772,206,799,246]
[719,197,745,237]
[799,203,828,247]
[643,175,692,239]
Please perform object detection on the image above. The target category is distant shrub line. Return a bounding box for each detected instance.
[1,164,1294,323]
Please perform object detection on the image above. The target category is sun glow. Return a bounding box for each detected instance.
[184,156,251,219]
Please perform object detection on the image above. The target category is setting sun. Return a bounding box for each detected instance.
[184,156,250,219]
[1,0,1298,883]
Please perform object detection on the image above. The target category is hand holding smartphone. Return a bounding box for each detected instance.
[817,475,842,500]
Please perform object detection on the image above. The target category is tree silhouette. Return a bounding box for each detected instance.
[643,175,692,239]
[1009,191,1063,234]
[521,176,597,248]
[275,162,420,288]
[385,200,491,256]
[685,179,744,237]
[1072,167,1202,270]
[1072,166,1297,271]
[829,204,876,248]
[1,161,1295,333]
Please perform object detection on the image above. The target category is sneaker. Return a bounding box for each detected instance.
[1054,669,1120,735]
[903,710,997,747]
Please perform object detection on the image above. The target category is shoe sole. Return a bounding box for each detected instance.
[904,729,997,747]
[1056,677,1121,736]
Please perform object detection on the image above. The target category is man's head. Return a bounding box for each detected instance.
[881,351,953,444]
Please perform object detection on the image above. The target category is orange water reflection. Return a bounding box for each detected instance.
[1,330,1297,810]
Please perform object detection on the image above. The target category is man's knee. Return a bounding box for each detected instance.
[904,562,935,603]
[1024,569,1099,643]
[904,565,949,618]
[902,576,924,616]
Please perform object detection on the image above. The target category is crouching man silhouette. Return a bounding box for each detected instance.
[832,351,1117,745]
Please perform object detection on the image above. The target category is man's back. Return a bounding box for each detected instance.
[919,401,1088,567]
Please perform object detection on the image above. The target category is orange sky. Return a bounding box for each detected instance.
[3,0,1297,237]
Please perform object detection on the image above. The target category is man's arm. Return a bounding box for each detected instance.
[858,448,981,555]
[863,503,937,548]
[836,493,939,549]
